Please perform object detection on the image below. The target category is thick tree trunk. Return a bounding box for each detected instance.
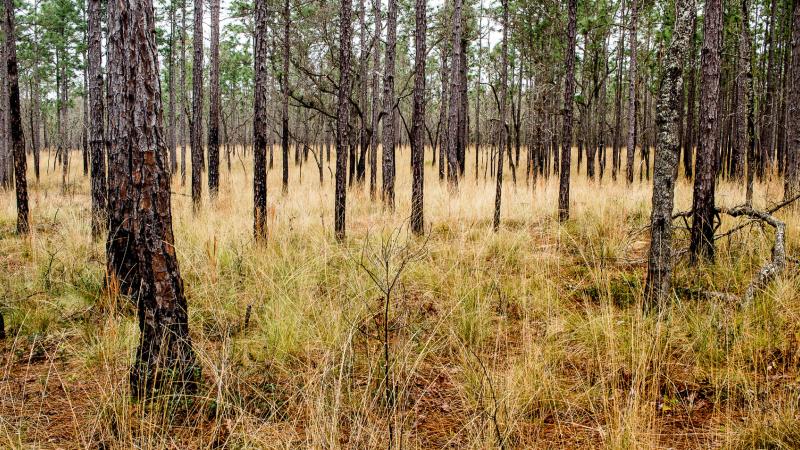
[783,0,800,200]
[645,0,694,307]
[191,0,204,210]
[106,0,198,398]
[558,0,577,222]
[410,0,426,235]
[625,0,638,185]
[493,0,509,230]
[4,0,29,234]
[335,0,353,240]
[382,0,397,208]
[254,0,269,240]
[689,0,723,264]
[208,0,220,197]
[88,0,106,240]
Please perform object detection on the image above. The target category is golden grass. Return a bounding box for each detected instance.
[1,146,799,449]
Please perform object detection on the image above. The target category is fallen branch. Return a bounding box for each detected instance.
[717,205,786,304]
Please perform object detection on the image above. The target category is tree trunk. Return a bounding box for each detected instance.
[760,0,779,178]
[493,0,509,230]
[369,0,381,199]
[382,0,397,208]
[108,0,198,397]
[168,2,177,175]
[4,0,29,234]
[733,0,751,181]
[689,0,723,264]
[281,0,290,194]
[683,12,697,179]
[410,0,426,235]
[0,18,8,190]
[335,0,353,240]
[645,0,694,307]
[625,0,638,184]
[558,0,577,222]
[612,0,626,181]
[191,0,204,210]
[783,0,800,200]
[254,0,269,240]
[88,0,106,240]
[180,0,188,187]
[446,0,463,189]
[208,0,220,197]
[438,48,449,182]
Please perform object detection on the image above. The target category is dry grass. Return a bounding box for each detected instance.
[1,146,799,449]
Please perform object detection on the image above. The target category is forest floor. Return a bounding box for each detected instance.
[1,147,800,449]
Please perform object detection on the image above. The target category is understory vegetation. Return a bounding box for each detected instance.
[2,149,798,449]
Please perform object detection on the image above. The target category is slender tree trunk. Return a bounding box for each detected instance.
[733,0,751,182]
[281,0,290,194]
[612,0,626,181]
[446,0,463,189]
[107,0,198,397]
[191,0,204,210]
[254,0,269,240]
[180,0,188,186]
[683,12,697,179]
[645,0,694,307]
[0,17,8,190]
[88,0,106,240]
[208,0,220,197]
[625,0,638,184]
[168,1,177,175]
[382,0,397,208]
[760,0,778,178]
[493,0,509,230]
[369,0,381,199]
[410,0,426,235]
[438,48,449,182]
[783,0,800,200]
[558,0,577,222]
[4,0,28,234]
[689,0,723,264]
[335,0,353,240]
[475,0,483,182]
[356,0,368,184]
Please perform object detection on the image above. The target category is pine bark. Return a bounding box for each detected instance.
[369,0,381,199]
[683,13,697,179]
[0,18,8,190]
[382,0,397,208]
[4,0,28,234]
[493,0,509,230]
[438,48,449,182]
[689,0,723,264]
[410,0,426,235]
[281,0,290,194]
[784,0,800,200]
[106,0,198,397]
[191,0,204,210]
[335,0,353,240]
[168,2,177,175]
[625,0,638,184]
[645,0,694,307]
[612,0,626,181]
[88,0,106,240]
[254,0,269,240]
[558,0,577,222]
[446,0,463,189]
[733,0,751,181]
[208,0,220,197]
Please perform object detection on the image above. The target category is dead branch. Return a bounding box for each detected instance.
[717,205,786,304]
